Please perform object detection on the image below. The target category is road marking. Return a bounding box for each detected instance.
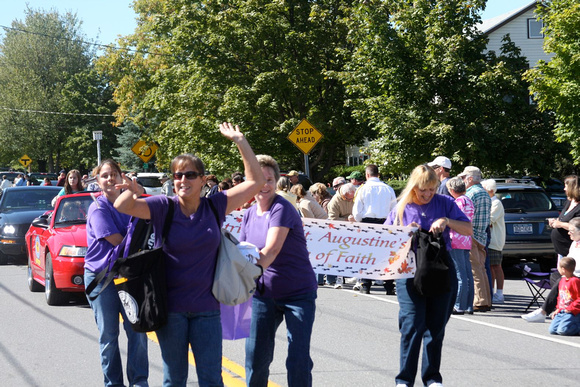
[146,332,282,386]
[352,291,580,350]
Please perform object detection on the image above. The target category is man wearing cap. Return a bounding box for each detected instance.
[347,171,365,186]
[287,170,300,185]
[332,176,347,194]
[428,156,452,196]
[460,166,492,312]
[352,164,397,294]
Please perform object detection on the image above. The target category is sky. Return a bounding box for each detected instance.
[0,0,537,48]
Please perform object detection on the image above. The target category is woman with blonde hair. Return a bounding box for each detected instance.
[309,182,332,212]
[385,164,472,387]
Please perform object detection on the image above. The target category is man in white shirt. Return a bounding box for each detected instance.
[0,175,11,190]
[352,164,397,294]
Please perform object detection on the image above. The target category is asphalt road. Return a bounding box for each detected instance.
[1,263,579,386]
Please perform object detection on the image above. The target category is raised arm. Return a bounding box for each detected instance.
[114,174,151,219]
[221,122,265,214]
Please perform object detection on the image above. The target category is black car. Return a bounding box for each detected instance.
[0,186,62,264]
[495,181,560,270]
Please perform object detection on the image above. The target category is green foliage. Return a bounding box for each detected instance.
[0,7,117,172]
[338,0,567,177]
[525,0,580,163]
[98,0,370,179]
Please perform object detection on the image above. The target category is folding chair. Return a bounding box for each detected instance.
[522,267,551,312]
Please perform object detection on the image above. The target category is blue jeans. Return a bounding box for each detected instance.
[549,311,580,336]
[449,249,473,312]
[394,265,457,387]
[245,291,317,387]
[155,310,223,387]
[85,269,149,387]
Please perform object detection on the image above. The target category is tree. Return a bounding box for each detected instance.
[525,0,580,164]
[98,0,370,179]
[0,7,116,172]
[338,0,566,177]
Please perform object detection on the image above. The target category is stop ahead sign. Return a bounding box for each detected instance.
[287,119,323,154]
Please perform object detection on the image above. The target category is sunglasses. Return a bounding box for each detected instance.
[173,171,202,180]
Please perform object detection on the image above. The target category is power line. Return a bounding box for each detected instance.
[0,106,114,117]
[0,24,171,57]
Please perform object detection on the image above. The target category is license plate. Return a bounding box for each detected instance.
[514,224,533,234]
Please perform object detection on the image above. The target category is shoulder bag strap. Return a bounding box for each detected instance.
[86,198,175,300]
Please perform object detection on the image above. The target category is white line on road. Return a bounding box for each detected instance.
[354,291,580,349]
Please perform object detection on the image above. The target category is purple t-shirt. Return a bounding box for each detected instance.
[240,195,317,299]
[85,195,131,273]
[385,194,469,250]
[146,193,227,313]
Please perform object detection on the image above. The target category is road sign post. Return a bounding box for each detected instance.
[93,131,103,166]
[287,119,323,179]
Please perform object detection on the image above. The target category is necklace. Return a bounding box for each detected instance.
[419,200,432,218]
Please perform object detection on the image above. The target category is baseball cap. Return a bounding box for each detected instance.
[458,166,482,178]
[332,177,346,188]
[287,170,299,177]
[347,171,364,181]
[427,156,452,170]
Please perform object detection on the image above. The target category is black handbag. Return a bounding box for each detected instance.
[85,200,174,332]
[412,229,451,296]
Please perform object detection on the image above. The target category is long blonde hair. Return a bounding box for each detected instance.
[396,165,439,225]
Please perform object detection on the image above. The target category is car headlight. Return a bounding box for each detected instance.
[3,225,16,235]
[59,245,87,257]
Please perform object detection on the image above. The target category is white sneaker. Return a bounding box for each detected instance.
[334,283,343,289]
[521,308,546,322]
[353,280,361,291]
[429,383,444,387]
[493,293,505,304]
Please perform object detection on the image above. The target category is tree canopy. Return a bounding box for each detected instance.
[0,7,116,172]
[98,0,371,179]
[336,0,566,177]
[525,0,580,164]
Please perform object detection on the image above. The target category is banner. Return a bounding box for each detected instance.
[224,211,417,280]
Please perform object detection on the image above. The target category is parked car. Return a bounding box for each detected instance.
[25,192,93,305]
[0,186,62,264]
[136,172,165,195]
[494,181,560,270]
[0,171,22,184]
[28,172,59,186]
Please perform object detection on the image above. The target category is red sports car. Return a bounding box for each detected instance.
[26,192,95,305]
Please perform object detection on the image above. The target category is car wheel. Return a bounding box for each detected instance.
[45,252,67,306]
[27,255,43,292]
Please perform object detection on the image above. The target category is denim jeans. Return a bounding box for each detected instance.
[245,291,317,387]
[155,310,223,387]
[85,269,149,387]
[549,311,580,336]
[394,265,457,387]
[449,249,473,312]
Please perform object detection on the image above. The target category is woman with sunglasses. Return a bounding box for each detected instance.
[114,122,264,387]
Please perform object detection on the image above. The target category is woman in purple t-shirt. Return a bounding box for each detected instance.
[385,165,472,387]
[115,123,264,387]
[84,159,149,386]
[240,155,318,387]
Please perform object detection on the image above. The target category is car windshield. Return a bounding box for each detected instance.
[54,196,93,225]
[496,190,555,212]
[138,177,162,188]
[1,189,56,211]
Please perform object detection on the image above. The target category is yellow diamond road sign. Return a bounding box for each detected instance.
[287,119,323,155]
[131,140,159,163]
[19,154,32,168]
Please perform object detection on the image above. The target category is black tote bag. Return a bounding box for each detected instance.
[412,230,451,296]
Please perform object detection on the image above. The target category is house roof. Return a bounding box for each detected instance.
[478,1,539,35]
